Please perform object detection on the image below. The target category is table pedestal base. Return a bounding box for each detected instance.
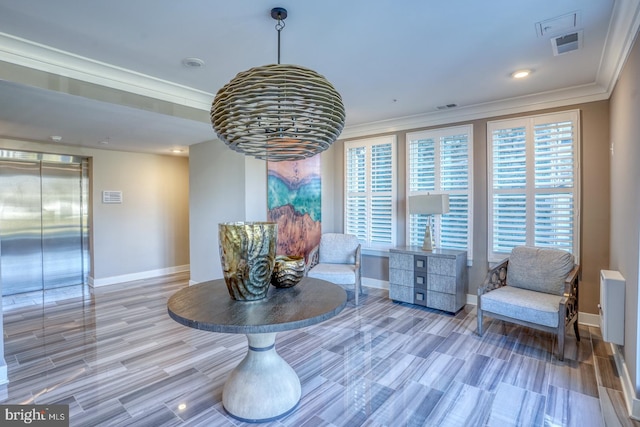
[222,333,301,423]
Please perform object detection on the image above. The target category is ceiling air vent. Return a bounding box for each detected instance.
[536,12,580,37]
[551,31,582,56]
[436,103,458,111]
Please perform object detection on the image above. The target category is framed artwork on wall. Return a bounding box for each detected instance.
[267,156,321,261]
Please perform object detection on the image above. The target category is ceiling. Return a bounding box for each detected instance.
[0,0,638,156]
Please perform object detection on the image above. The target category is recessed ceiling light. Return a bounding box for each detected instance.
[512,69,531,79]
[171,149,184,154]
[49,135,62,142]
[182,57,205,68]
[99,140,109,145]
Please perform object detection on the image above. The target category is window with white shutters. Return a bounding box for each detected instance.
[344,135,396,248]
[487,110,580,262]
[406,125,473,263]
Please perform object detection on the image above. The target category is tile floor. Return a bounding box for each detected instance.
[0,272,637,426]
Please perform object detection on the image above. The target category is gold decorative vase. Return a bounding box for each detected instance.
[271,255,306,288]
[218,222,277,301]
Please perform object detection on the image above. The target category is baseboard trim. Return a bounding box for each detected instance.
[467,293,478,306]
[579,312,600,327]
[362,278,389,290]
[89,265,190,287]
[612,343,640,420]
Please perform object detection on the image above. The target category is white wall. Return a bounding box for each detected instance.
[0,138,190,285]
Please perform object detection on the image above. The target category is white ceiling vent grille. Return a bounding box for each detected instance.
[551,31,582,56]
[102,190,123,204]
[536,12,580,37]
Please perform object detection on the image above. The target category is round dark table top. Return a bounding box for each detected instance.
[167,277,347,334]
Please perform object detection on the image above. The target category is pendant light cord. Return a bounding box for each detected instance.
[275,15,285,64]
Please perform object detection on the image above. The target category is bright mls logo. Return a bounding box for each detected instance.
[1,405,68,426]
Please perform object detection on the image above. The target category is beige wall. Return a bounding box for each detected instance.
[90,149,190,280]
[334,100,611,313]
[0,138,190,282]
[189,140,246,283]
[610,31,640,394]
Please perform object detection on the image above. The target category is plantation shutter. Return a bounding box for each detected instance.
[491,126,527,253]
[370,143,394,244]
[344,136,396,248]
[440,134,470,251]
[487,111,580,262]
[345,146,367,242]
[533,120,575,252]
[407,138,435,247]
[407,125,473,262]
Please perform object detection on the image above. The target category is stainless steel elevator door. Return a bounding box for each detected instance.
[0,159,44,294]
[0,155,88,296]
[41,162,84,289]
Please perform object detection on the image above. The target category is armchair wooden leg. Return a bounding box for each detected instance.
[557,323,565,361]
[477,307,484,336]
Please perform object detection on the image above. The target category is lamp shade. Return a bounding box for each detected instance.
[409,194,450,215]
[211,64,345,162]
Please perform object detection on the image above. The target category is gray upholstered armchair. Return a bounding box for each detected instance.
[306,233,362,305]
[477,246,580,361]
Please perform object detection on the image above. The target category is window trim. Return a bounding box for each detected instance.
[486,110,581,263]
[405,124,474,263]
[344,135,397,249]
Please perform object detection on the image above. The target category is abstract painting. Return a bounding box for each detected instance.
[267,156,321,261]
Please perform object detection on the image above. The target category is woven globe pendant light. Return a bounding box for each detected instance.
[210,7,345,162]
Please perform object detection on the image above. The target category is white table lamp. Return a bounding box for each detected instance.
[409,194,450,251]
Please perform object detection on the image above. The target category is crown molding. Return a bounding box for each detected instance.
[340,82,609,140]
[0,32,213,110]
[596,0,640,93]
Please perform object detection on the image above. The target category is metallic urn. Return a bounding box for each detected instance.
[271,255,306,288]
[218,222,277,301]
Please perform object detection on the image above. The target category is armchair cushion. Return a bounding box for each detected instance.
[319,233,359,264]
[307,233,363,305]
[307,264,357,285]
[507,246,574,296]
[480,286,563,328]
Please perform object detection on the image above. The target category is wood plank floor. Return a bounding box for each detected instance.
[0,272,637,426]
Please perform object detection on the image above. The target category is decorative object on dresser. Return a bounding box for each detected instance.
[477,246,580,361]
[306,233,362,305]
[389,247,467,313]
[408,194,450,250]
